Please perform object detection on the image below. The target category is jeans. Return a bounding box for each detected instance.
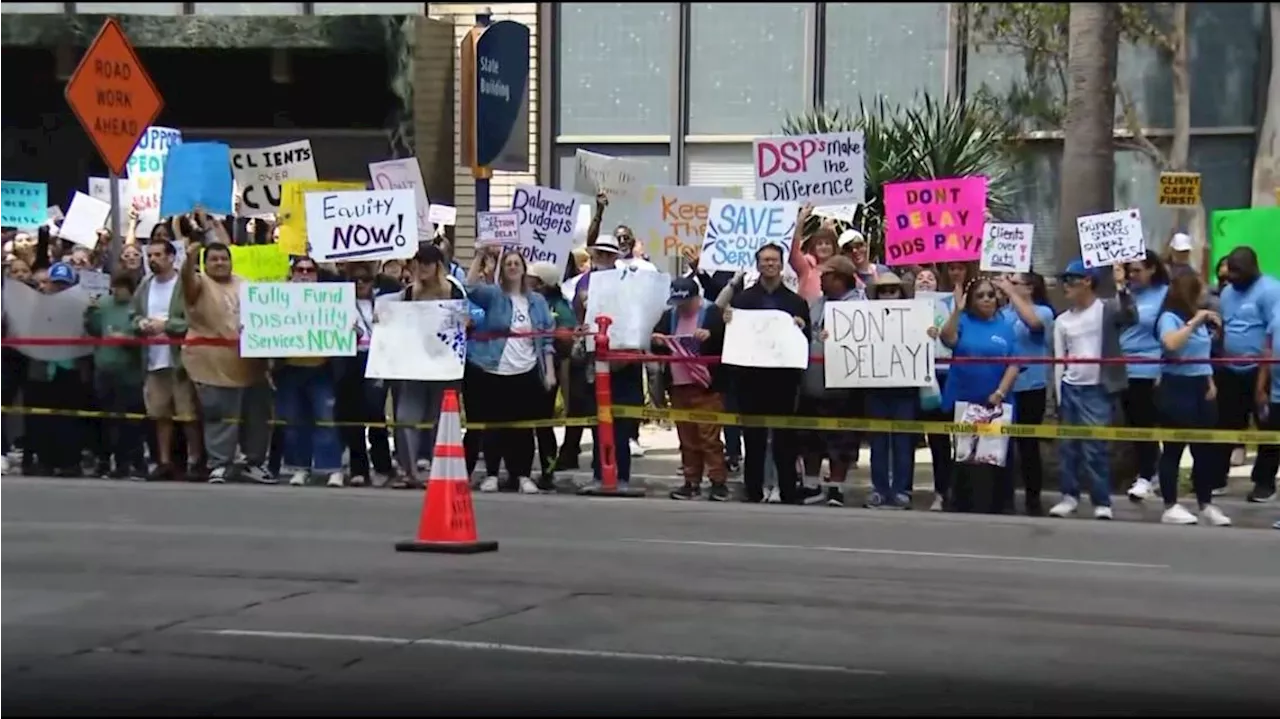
[274,365,343,473]
[1057,383,1113,507]
[866,389,917,498]
[593,364,644,483]
[1211,367,1257,490]
[1155,374,1218,507]
[94,372,145,472]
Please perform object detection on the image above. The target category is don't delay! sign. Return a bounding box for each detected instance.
[64,18,164,176]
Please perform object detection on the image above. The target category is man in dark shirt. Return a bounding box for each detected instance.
[726,243,810,503]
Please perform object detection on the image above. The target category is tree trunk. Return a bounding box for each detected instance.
[1252,2,1279,207]
[1168,3,1204,272]
[1056,3,1121,280]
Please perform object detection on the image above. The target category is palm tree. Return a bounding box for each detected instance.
[1057,3,1120,276]
[781,94,1020,261]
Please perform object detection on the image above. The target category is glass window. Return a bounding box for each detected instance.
[1,3,62,13]
[685,143,756,198]
[553,144,673,235]
[74,3,184,14]
[1114,145,1175,250]
[1189,134,1254,215]
[312,3,424,14]
[964,10,1064,133]
[1005,144,1063,274]
[687,3,807,135]
[558,3,676,137]
[824,3,949,110]
[193,3,304,15]
[1117,40,1173,131]
[1187,3,1266,128]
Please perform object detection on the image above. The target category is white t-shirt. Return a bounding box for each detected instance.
[146,275,178,371]
[1055,298,1105,386]
[495,293,538,375]
[354,298,374,351]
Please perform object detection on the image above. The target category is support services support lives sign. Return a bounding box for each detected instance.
[304,189,418,263]
[822,300,935,389]
[753,131,865,206]
[699,199,798,275]
[1076,209,1145,269]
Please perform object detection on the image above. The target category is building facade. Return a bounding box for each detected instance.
[2,2,1269,266]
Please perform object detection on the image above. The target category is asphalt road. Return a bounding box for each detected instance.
[3,477,1279,716]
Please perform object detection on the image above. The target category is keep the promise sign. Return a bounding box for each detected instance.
[822,300,935,388]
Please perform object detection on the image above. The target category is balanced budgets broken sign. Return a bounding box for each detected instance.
[305,189,419,263]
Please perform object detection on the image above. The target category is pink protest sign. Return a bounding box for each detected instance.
[882,176,988,266]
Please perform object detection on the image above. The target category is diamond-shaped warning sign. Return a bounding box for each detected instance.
[63,18,164,176]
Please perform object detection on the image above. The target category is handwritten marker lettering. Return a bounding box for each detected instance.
[304,189,418,264]
[753,131,865,206]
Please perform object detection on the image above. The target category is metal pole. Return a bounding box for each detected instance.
[108,169,123,267]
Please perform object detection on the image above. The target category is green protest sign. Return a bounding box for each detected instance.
[1211,207,1280,278]
[238,282,357,358]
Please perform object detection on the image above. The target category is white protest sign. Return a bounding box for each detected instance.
[954,401,1013,467]
[753,131,865,206]
[813,204,857,223]
[231,140,317,217]
[916,291,953,365]
[59,192,111,248]
[369,157,431,241]
[428,204,457,227]
[78,270,112,300]
[585,267,673,350]
[1,281,92,361]
[365,300,468,381]
[722,309,809,369]
[88,176,132,235]
[822,300,934,388]
[124,126,182,227]
[700,199,798,274]
[510,185,580,268]
[238,282,357,358]
[46,206,64,222]
[573,149,645,204]
[980,223,1034,273]
[477,210,520,246]
[1077,209,1145,269]
[304,189,418,263]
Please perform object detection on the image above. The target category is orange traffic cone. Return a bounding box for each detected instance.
[395,389,498,554]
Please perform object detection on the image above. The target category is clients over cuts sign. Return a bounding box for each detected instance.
[64,18,164,176]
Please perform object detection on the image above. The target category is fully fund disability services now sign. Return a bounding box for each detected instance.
[64,17,164,176]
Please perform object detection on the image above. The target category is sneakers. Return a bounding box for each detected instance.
[1048,495,1079,518]
[764,486,782,504]
[416,458,430,472]
[929,495,944,512]
[1199,504,1232,527]
[864,492,886,509]
[1230,447,1246,466]
[288,471,308,487]
[1211,486,1229,497]
[670,483,699,501]
[1247,488,1276,503]
[518,476,540,494]
[1127,477,1155,502]
[241,465,276,485]
[1161,504,1197,525]
[629,439,646,458]
[208,466,228,484]
[725,457,741,475]
[349,474,367,487]
[479,476,499,493]
[708,484,730,502]
[1093,506,1113,520]
[825,487,845,507]
[0,456,7,474]
[800,485,825,505]
[893,493,912,510]
[146,463,176,482]
[326,472,345,488]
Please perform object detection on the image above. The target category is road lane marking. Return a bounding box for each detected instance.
[201,629,886,676]
[622,539,1171,569]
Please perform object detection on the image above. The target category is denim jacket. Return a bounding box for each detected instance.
[466,282,555,378]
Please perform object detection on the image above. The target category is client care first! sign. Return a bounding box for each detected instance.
[239,282,357,358]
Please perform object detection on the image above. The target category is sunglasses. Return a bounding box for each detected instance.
[972,291,998,300]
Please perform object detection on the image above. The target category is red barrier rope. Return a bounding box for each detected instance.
[0,327,589,348]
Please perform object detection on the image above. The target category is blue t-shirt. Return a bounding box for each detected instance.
[941,312,1017,412]
[1269,318,1280,404]
[1120,284,1168,380]
[1000,304,1053,393]
[1220,275,1280,371]
[1156,311,1212,377]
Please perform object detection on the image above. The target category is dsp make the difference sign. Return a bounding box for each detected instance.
[753,132,865,206]
[239,282,357,358]
[822,300,935,389]
[1077,209,1145,269]
[699,199,799,274]
[304,189,418,263]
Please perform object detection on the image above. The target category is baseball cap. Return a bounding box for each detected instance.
[668,277,700,304]
[48,262,76,285]
[837,229,866,248]
[526,261,561,288]
[1059,259,1097,280]
[1170,232,1193,252]
[592,235,621,255]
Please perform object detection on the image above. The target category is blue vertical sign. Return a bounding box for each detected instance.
[473,20,530,173]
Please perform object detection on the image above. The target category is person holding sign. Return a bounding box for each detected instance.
[1049,261,1136,520]
[725,243,810,504]
[1118,252,1170,503]
[1153,273,1230,527]
[994,272,1054,516]
[938,277,1020,513]
[787,204,840,304]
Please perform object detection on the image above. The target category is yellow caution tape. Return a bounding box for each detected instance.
[0,406,597,431]
[608,406,1280,445]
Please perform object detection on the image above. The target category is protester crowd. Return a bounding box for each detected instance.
[3,196,1279,530]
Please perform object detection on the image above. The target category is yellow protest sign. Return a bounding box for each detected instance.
[1158,172,1201,207]
[200,244,291,281]
[635,185,744,258]
[277,180,366,255]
